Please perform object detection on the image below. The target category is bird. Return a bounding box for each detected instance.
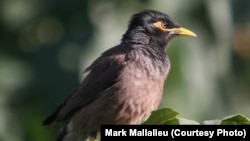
[42,10,196,141]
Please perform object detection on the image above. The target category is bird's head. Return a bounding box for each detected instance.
[122,10,196,49]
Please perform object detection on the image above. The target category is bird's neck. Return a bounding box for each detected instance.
[121,28,168,49]
[121,27,150,45]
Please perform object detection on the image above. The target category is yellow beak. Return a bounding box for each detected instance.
[168,27,197,37]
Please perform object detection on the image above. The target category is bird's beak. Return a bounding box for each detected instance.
[168,27,197,37]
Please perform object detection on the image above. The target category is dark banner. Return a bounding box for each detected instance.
[101,125,250,140]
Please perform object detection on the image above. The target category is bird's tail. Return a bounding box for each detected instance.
[56,121,88,141]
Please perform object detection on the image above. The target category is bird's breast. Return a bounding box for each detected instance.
[113,54,169,124]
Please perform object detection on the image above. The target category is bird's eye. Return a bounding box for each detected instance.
[161,22,168,29]
[153,21,168,31]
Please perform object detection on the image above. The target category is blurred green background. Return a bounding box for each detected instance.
[0,0,249,140]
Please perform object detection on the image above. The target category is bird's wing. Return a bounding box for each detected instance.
[43,46,127,125]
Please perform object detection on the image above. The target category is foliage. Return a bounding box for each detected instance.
[143,108,250,125]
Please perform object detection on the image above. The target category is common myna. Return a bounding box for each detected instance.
[43,10,196,141]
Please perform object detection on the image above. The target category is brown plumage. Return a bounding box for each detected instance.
[43,10,196,141]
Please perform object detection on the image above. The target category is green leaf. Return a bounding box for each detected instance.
[164,118,179,125]
[143,108,179,124]
[220,114,250,125]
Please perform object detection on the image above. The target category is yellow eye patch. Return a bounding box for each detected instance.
[153,21,168,31]
[153,21,197,37]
